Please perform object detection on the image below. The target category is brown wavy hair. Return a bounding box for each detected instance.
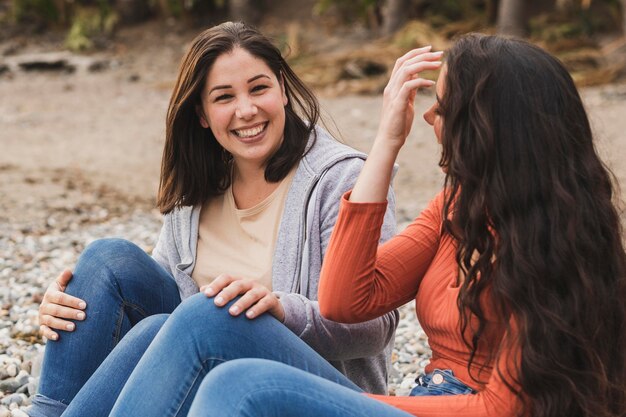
[439,34,626,417]
[157,21,319,213]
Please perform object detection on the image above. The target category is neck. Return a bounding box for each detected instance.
[232,159,267,186]
[231,159,278,209]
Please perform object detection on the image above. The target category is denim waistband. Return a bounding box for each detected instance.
[409,369,476,397]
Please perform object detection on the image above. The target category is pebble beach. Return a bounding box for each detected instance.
[0,192,432,416]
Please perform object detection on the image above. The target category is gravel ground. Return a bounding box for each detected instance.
[0,202,430,415]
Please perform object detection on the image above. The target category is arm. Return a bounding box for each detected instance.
[151,214,174,275]
[319,191,443,323]
[277,156,399,361]
[317,46,444,323]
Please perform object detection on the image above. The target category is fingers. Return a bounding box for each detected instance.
[227,286,269,316]
[391,45,432,73]
[54,269,73,291]
[202,274,236,298]
[245,294,285,322]
[208,277,254,307]
[40,302,86,321]
[45,289,86,310]
[203,277,282,320]
[39,314,76,332]
[386,50,443,98]
[39,325,59,341]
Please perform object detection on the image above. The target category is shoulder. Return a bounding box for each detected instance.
[300,126,366,176]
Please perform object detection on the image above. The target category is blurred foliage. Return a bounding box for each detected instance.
[10,0,59,25]
[3,0,227,47]
[314,0,380,23]
[65,3,117,51]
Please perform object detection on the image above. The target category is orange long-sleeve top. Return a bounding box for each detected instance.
[318,191,522,417]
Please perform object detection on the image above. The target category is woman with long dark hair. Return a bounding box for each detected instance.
[28,22,400,417]
[184,34,626,417]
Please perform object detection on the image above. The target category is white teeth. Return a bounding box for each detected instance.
[234,124,265,138]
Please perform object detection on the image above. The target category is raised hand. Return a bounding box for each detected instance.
[349,46,442,204]
[378,45,443,150]
[202,274,285,322]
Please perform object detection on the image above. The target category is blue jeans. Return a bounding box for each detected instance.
[105,293,361,417]
[409,369,476,396]
[188,359,414,417]
[188,360,476,417]
[28,238,181,417]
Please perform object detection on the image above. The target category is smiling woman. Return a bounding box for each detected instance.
[28,22,400,417]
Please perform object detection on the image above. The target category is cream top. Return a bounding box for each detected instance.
[191,169,296,290]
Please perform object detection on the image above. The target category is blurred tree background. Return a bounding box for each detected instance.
[1,0,626,90]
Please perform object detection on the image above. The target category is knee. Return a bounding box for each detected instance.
[134,314,169,336]
[168,293,226,324]
[69,238,148,295]
[193,359,269,408]
[164,293,249,339]
[81,238,144,264]
[119,314,170,348]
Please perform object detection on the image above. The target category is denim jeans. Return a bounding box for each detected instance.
[105,292,361,417]
[188,361,477,417]
[28,238,182,417]
[187,359,415,417]
[409,369,476,396]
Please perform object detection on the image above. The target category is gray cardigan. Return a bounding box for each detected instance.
[152,127,399,394]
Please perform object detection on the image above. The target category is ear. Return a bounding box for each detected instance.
[195,105,209,129]
[279,72,288,106]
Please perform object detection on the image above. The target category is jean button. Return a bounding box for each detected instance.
[432,373,444,385]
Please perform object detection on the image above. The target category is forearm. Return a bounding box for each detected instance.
[350,140,400,203]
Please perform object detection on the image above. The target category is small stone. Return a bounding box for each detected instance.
[10,409,28,417]
[0,394,22,406]
[0,379,21,394]
[4,367,16,379]
[14,372,28,387]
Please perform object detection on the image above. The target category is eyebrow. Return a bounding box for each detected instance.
[208,74,271,94]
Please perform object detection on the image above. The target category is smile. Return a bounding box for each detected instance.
[232,122,268,139]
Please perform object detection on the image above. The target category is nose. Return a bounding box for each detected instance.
[235,96,258,120]
[423,103,435,126]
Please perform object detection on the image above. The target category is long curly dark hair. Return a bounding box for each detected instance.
[157,21,319,213]
[439,34,626,417]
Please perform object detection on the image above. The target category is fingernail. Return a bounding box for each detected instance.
[205,287,215,296]
[215,296,224,306]
[229,305,239,314]
[246,310,255,318]
[434,50,444,55]
[77,312,85,320]
[51,334,58,341]
[78,302,86,309]
[66,323,75,331]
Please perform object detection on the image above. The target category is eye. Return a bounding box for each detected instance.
[251,84,269,93]
[214,93,233,102]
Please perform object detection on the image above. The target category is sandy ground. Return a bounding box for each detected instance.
[1,29,626,233]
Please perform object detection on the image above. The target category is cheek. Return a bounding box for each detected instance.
[206,107,231,130]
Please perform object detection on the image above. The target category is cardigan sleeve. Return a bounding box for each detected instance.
[278,157,399,362]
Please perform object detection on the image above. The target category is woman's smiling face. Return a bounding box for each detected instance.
[198,47,288,169]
